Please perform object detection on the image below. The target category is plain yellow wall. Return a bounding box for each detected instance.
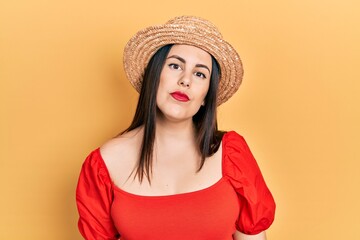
[1,0,359,239]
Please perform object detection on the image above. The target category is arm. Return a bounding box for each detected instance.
[233,230,267,240]
[223,132,275,238]
[76,149,120,239]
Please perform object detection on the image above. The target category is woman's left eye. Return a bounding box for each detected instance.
[195,72,206,79]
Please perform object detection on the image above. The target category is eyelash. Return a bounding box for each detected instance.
[168,64,207,79]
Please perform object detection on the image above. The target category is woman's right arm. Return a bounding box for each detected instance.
[76,149,120,239]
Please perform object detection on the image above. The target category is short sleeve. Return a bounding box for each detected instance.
[222,131,276,235]
[76,149,120,240]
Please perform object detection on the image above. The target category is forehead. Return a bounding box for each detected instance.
[167,44,212,65]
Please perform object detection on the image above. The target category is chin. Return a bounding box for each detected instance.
[162,112,190,122]
[157,101,202,121]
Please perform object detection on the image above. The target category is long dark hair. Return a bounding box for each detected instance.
[123,44,224,183]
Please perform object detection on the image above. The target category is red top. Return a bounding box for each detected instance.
[76,131,275,240]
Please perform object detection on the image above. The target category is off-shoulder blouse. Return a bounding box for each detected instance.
[76,131,276,240]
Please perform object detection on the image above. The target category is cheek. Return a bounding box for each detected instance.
[158,71,172,92]
[202,85,210,97]
[196,82,210,101]
[157,78,167,97]
[156,79,171,107]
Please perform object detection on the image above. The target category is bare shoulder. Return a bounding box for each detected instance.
[99,127,143,182]
[101,128,141,157]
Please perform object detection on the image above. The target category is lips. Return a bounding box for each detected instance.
[170,91,190,102]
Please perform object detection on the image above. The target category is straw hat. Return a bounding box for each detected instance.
[123,16,243,105]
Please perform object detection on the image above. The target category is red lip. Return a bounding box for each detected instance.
[170,91,190,102]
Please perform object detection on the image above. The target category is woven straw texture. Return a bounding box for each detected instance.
[123,16,243,106]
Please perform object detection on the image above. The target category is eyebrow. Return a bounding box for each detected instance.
[167,55,211,74]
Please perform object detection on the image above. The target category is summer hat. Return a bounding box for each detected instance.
[123,16,243,106]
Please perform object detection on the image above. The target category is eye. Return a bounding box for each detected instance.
[168,63,181,70]
[195,71,207,79]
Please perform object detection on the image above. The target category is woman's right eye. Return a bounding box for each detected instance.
[169,63,181,70]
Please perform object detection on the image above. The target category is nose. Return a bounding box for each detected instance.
[178,73,191,88]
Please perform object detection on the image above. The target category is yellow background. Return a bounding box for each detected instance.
[1,0,359,239]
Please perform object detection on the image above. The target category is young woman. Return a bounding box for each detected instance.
[76,16,275,240]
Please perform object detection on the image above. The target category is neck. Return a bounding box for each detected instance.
[153,113,200,165]
[155,114,196,146]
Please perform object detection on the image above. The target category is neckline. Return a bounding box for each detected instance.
[111,177,226,199]
[96,131,231,198]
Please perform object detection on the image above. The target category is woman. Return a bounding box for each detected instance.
[76,16,275,240]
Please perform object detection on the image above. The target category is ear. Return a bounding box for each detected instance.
[201,100,205,106]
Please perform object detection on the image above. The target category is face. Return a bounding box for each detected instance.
[156,44,212,123]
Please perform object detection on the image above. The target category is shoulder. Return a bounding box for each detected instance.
[221,130,260,175]
[99,127,143,181]
[101,127,142,161]
[222,130,247,148]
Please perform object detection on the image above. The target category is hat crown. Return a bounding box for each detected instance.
[166,16,223,39]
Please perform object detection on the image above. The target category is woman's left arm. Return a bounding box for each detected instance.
[233,230,267,240]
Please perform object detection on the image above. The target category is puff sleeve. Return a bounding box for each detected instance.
[76,149,120,240]
[222,131,276,235]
